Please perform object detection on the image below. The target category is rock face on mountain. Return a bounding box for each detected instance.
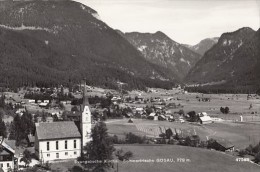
[119,31,201,80]
[183,37,219,56]
[185,27,260,88]
[0,0,176,89]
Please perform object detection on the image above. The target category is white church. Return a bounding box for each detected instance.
[34,85,92,162]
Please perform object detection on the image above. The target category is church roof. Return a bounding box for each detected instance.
[36,121,81,141]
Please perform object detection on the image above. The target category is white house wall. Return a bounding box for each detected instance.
[38,138,81,162]
[0,161,14,172]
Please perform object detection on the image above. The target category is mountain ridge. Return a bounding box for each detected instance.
[185,27,259,90]
[119,30,201,80]
[183,37,219,56]
[0,0,176,90]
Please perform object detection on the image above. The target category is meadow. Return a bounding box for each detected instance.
[111,144,260,172]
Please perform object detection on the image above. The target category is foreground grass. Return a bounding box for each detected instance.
[112,144,260,172]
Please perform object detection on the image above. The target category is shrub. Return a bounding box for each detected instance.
[125,132,147,144]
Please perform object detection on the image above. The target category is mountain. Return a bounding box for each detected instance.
[185,27,260,90]
[119,31,201,80]
[183,37,219,56]
[0,0,176,90]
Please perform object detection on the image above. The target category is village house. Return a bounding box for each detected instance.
[0,137,16,172]
[198,112,212,124]
[210,139,235,152]
[36,116,54,123]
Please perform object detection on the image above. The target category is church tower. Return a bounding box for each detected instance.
[81,81,92,150]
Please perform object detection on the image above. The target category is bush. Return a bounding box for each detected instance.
[125,132,147,144]
[220,107,230,114]
[238,149,247,157]
[254,152,260,164]
[70,166,84,172]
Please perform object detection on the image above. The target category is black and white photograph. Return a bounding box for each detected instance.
[0,0,259,171]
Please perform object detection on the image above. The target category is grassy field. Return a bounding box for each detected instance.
[129,89,260,118]
[106,118,260,149]
[111,144,260,172]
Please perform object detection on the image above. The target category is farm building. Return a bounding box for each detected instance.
[198,112,212,124]
[210,139,235,152]
[148,112,156,120]
[39,102,48,108]
[158,115,166,121]
[148,113,161,120]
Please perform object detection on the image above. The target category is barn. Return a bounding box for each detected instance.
[198,112,212,124]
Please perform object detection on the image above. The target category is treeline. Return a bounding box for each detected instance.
[110,133,148,144]
[185,85,260,94]
[0,64,176,92]
[239,142,260,164]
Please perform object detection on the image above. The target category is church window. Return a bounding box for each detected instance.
[65,140,67,149]
[74,140,76,148]
[56,141,59,150]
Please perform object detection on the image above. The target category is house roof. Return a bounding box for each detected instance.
[0,150,11,156]
[199,115,212,122]
[0,141,15,154]
[4,140,16,150]
[215,139,234,149]
[149,113,156,117]
[35,121,81,141]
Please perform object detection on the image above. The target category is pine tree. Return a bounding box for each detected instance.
[0,117,7,138]
[81,122,115,172]
[13,114,22,146]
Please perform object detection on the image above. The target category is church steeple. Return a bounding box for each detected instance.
[81,79,92,153]
[82,79,89,106]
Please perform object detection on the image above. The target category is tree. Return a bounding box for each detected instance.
[238,149,247,157]
[81,122,115,172]
[178,109,185,115]
[71,106,79,112]
[125,132,146,144]
[254,151,260,164]
[115,149,133,172]
[8,122,16,140]
[224,107,230,114]
[0,117,7,138]
[220,107,225,114]
[20,149,32,167]
[115,149,133,161]
[249,103,253,110]
[220,107,230,114]
[187,111,198,122]
[0,95,5,108]
[13,114,22,146]
[165,128,173,139]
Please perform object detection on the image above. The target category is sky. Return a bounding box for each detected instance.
[75,0,260,45]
